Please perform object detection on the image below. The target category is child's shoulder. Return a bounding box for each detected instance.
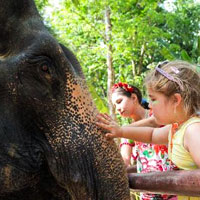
[184,118,200,138]
[183,117,200,128]
[184,118,200,158]
[185,121,200,132]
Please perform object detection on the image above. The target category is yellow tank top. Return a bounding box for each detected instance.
[168,117,200,200]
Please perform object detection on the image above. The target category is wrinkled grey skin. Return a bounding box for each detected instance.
[0,0,130,199]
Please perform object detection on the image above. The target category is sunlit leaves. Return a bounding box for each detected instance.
[35,0,200,112]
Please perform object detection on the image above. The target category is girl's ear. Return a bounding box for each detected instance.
[173,93,182,107]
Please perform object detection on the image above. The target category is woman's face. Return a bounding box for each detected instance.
[112,92,136,118]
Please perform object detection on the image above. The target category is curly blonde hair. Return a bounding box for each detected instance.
[145,60,200,116]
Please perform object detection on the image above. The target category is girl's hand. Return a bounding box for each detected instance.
[96,113,123,139]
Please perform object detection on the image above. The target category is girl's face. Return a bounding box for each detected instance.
[147,88,176,125]
[112,92,136,118]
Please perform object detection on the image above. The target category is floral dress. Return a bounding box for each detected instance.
[121,109,177,199]
[132,141,177,200]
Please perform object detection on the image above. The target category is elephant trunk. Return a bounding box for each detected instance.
[43,75,130,199]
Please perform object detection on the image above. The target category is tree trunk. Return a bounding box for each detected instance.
[105,7,120,145]
[131,59,136,77]
[137,43,145,75]
[105,7,115,119]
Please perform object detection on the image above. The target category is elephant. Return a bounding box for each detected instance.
[0,0,130,199]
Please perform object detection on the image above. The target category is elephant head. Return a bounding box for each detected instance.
[0,0,130,199]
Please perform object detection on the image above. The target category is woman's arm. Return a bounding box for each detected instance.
[120,138,133,167]
[96,113,170,144]
[127,115,160,128]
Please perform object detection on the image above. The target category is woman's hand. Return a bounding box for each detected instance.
[96,113,123,139]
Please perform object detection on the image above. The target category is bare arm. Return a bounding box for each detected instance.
[96,113,170,144]
[120,138,133,167]
[184,122,200,168]
[121,125,169,144]
[127,115,160,128]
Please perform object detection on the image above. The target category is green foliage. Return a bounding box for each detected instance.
[87,81,108,113]
[35,0,49,13]
[35,0,200,113]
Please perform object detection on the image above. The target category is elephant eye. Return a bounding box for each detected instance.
[41,63,50,73]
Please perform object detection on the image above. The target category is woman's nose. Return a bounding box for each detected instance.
[116,106,121,112]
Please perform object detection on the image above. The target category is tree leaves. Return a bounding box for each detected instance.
[36,0,200,112]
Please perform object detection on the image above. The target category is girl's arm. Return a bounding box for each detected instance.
[96,113,170,144]
[184,122,200,168]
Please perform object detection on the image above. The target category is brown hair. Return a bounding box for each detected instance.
[145,60,200,116]
[111,82,149,109]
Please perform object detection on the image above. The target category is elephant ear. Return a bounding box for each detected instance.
[0,0,45,58]
[59,43,85,79]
